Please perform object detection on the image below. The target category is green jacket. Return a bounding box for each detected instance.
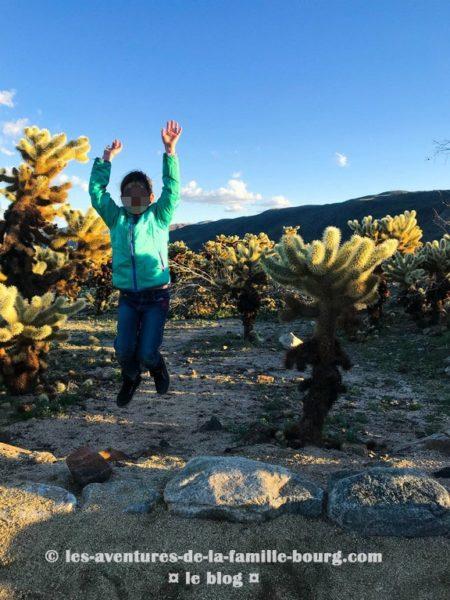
[89,153,180,291]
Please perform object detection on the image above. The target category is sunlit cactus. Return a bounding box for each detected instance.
[31,246,67,276]
[216,233,274,341]
[55,206,111,266]
[282,225,301,237]
[348,209,422,253]
[348,210,423,323]
[0,283,85,394]
[261,227,398,446]
[51,206,111,297]
[0,126,90,298]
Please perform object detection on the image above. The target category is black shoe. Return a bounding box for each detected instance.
[116,373,141,407]
[150,356,170,394]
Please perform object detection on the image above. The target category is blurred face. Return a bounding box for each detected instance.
[121,182,153,215]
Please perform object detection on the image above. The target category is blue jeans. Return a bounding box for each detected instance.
[114,288,170,380]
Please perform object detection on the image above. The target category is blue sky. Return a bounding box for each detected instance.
[1,0,450,223]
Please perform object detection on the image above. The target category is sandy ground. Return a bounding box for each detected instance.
[0,314,449,599]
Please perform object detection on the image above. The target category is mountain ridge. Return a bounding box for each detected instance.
[170,189,450,249]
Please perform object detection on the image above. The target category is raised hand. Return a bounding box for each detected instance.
[161,120,182,155]
[103,139,123,161]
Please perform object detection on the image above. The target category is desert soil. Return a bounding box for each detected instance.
[0,312,449,599]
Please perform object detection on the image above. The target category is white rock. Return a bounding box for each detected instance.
[278,332,303,350]
[0,482,77,522]
[164,456,324,522]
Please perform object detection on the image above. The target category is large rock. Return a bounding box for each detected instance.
[0,482,76,523]
[327,467,450,537]
[164,456,324,522]
[66,446,112,486]
[82,478,160,514]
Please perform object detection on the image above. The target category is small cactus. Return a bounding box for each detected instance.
[0,282,85,394]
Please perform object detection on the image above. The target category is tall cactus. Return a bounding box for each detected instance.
[348,210,423,323]
[261,227,398,446]
[0,126,90,298]
[0,283,85,394]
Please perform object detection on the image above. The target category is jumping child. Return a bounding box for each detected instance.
[88,120,182,406]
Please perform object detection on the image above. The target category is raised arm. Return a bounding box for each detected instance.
[154,121,182,227]
[89,139,122,229]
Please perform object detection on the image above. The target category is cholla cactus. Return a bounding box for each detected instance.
[384,235,450,326]
[84,259,116,314]
[0,126,90,298]
[31,246,67,276]
[0,283,85,394]
[348,210,422,253]
[384,252,426,293]
[348,210,423,324]
[384,253,427,319]
[51,206,111,297]
[282,225,300,237]
[55,206,111,267]
[420,235,450,324]
[215,233,274,341]
[421,234,450,275]
[261,227,398,446]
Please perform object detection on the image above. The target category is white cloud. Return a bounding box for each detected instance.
[261,195,291,208]
[0,146,14,156]
[2,118,29,138]
[231,171,242,178]
[0,90,16,108]
[55,173,88,192]
[181,175,291,213]
[334,152,349,167]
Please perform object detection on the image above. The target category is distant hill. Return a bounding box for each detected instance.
[169,220,212,232]
[170,190,450,250]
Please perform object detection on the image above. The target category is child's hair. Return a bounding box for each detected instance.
[120,170,153,195]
